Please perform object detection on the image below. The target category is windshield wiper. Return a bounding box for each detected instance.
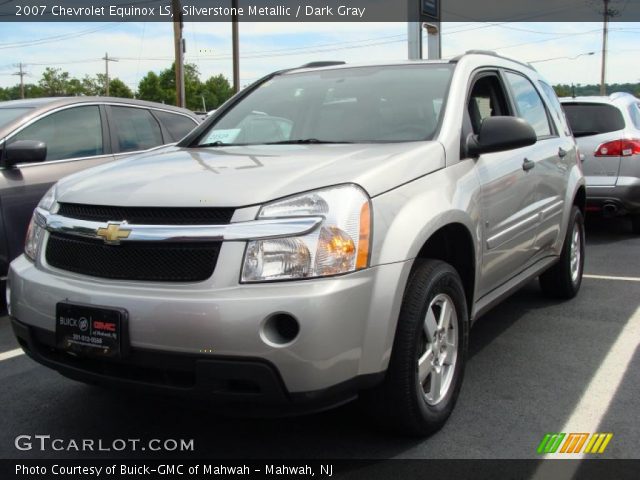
[196,141,239,148]
[265,139,354,145]
[196,139,354,148]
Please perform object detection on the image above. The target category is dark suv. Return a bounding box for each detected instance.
[0,97,200,290]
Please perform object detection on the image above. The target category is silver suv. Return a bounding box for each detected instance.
[561,93,640,233]
[7,52,585,435]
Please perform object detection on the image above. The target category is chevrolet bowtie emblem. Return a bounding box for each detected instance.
[96,222,131,244]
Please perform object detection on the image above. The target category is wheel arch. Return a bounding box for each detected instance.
[574,184,586,214]
[412,222,476,317]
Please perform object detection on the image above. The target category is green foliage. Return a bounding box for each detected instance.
[137,71,165,103]
[106,78,133,98]
[0,83,43,101]
[0,68,133,100]
[553,82,640,98]
[38,67,71,96]
[137,62,234,111]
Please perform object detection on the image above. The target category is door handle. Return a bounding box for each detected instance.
[558,147,567,158]
[522,158,536,171]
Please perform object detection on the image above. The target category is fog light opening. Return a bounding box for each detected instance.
[261,313,300,347]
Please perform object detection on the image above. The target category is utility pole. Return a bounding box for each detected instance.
[425,22,441,60]
[600,0,610,95]
[13,62,27,99]
[232,0,240,93]
[172,0,186,107]
[407,22,422,60]
[102,53,118,96]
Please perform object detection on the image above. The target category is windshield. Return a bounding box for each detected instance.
[197,64,454,146]
[0,107,32,130]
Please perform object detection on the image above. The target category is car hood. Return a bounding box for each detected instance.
[55,142,445,207]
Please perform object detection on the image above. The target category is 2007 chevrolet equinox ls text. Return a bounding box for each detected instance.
[7,52,585,435]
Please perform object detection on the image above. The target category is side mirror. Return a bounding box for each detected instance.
[466,116,537,158]
[2,140,47,167]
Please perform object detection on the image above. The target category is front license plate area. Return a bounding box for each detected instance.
[56,303,128,358]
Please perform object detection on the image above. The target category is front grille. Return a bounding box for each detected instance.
[46,233,221,282]
[57,203,235,225]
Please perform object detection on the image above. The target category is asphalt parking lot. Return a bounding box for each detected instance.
[0,216,638,460]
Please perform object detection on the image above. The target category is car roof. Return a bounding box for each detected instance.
[0,96,196,116]
[0,97,199,139]
[280,51,536,77]
[560,93,639,106]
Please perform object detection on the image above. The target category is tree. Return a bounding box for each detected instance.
[0,83,43,100]
[137,71,166,104]
[157,62,204,110]
[107,78,133,98]
[203,74,233,109]
[136,63,234,111]
[552,82,640,98]
[38,67,71,96]
[67,78,85,96]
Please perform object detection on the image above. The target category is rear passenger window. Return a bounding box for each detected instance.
[153,111,197,142]
[110,106,163,153]
[504,72,552,138]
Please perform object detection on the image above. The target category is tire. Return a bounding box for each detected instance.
[631,215,640,235]
[361,259,469,436]
[539,206,585,299]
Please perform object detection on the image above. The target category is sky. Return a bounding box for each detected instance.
[1,21,640,92]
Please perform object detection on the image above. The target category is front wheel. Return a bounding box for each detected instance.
[361,259,469,436]
[631,215,640,234]
[539,206,585,299]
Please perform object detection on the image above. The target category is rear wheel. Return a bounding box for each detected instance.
[631,215,640,234]
[362,259,468,436]
[539,206,585,299]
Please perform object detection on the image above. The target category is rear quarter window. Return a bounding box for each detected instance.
[561,103,625,137]
[538,81,571,136]
[153,111,198,142]
[110,106,163,152]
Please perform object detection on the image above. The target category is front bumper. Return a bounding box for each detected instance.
[8,254,411,402]
[10,317,382,414]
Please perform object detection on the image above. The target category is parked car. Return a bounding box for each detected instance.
[0,97,200,291]
[7,53,585,435]
[560,93,640,233]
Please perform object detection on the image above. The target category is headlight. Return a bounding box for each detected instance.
[37,183,58,211]
[24,184,56,261]
[241,184,371,282]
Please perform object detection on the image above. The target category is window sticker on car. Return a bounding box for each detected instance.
[203,129,241,144]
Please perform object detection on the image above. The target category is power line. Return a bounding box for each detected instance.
[0,23,123,50]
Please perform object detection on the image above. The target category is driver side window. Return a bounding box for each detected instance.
[11,106,104,161]
[468,74,510,134]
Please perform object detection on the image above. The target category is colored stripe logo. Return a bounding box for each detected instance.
[537,433,613,454]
